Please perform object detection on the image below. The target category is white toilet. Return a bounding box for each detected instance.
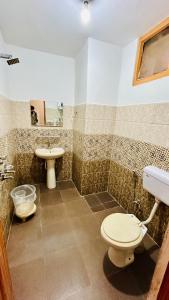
[101,166,169,268]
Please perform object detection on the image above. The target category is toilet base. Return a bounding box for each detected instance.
[108,246,134,268]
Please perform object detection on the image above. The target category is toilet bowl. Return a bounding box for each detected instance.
[101,166,169,268]
[101,213,147,268]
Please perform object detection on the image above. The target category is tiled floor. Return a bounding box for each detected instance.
[7,180,159,300]
[84,192,119,212]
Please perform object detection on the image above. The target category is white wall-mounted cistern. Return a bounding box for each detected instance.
[101,166,169,268]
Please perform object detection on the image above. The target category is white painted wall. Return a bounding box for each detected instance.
[7,44,75,105]
[118,39,169,106]
[3,33,169,108]
[75,41,88,105]
[87,39,122,106]
[75,38,122,106]
[0,30,8,96]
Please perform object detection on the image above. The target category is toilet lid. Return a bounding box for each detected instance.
[102,213,141,243]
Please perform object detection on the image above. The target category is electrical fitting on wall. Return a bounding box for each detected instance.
[0,53,20,65]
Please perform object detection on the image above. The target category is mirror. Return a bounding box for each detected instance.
[30,100,63,127]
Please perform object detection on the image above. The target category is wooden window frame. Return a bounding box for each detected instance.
[133,17,169,86]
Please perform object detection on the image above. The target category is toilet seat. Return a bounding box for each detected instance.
[101,213,147,267]
[102,213,142,244]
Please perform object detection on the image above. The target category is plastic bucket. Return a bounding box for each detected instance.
[11,184,36,217]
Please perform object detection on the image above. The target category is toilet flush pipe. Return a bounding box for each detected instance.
[141,198,161,226]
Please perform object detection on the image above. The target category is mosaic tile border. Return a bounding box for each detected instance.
[73,130,112,161]
[111,135,169,176]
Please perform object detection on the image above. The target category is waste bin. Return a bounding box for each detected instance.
[11,185,36,220]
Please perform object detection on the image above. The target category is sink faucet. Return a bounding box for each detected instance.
[0,174,14,181]
[47,140,51,148]
[0,157,15,181]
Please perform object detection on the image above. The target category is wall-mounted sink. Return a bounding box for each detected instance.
[35,147,65,189]
[35,147,65,160]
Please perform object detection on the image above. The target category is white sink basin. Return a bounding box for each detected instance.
[35,147,65,189]
[35,147,65,160]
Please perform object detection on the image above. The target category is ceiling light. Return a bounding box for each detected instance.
[81,0,90,25]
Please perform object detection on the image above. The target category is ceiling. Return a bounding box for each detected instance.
[0,0,169,57]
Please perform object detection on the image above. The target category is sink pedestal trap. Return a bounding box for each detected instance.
[47,159,57,189]
[35,147,65,189]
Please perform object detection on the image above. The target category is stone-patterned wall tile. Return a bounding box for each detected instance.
[0,131,17,241]
[83,135,112,161]
[73,130,84,158]
[15,128,73,183]
[108,161,135,211]
[111,135,169,176]
[81,183,107,196]
[108,138,169,246]
[72,154,82,192]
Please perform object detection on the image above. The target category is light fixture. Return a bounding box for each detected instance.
[81,0,90,25]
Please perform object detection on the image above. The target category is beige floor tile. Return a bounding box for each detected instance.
[94,206,125,226]
[57,180,76,190]
[96,192,114,203]
[65,198,91,217]
[9,211,42,244]
[41,202,68,226]
[8,188,156,300]
[40,189,62,207]
[64,274,144,300]
[7,238,44,268]
[85,194,101,206]
[10,258,46,300]
[71,214,100,244]
[42,218,76,253]
[60,187,81,202]
[44,247,90,300]
[77,238,119,283]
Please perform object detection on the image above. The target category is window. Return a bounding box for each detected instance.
[133,18,169,85]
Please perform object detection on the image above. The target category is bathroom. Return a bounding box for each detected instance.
[0,0,169,299]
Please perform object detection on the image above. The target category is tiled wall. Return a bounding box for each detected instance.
[15,128,73,184]
[0,96,17,241]
[73,104,115,194]
[12,102,74,184]
[114,103,169,148]
[84,104,116,135]
[1,98,169,246]
[0,99,74,242]
[108,103,169,246]
[108,135,169,245]
[72,103,169,246]
[73,130,110,194]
